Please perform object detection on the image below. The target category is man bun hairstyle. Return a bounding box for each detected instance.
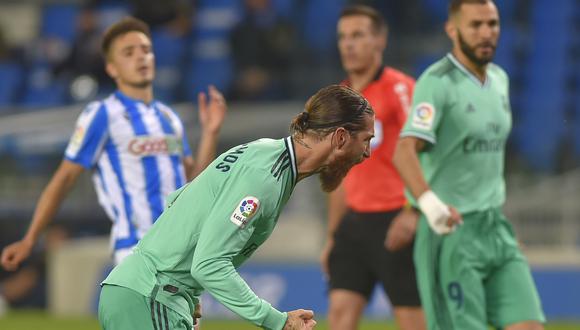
[290,85,374,137]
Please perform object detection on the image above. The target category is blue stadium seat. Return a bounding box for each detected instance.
[572,91,580,158]
[94,3,130,32]
[420,0,448,24]
[40,4,80,42]
[184,0,240,101]
[185,57,233,101]
[153,66,181,103]
[21,63,67,107]
[301,0,345,53]
[0,62,24,108]
[532,0,574,23]
[495,1,517,19]
[271,0,295,18]
[494,24,517,76]
[511,0,576,172]
[152,29,187,67]
[151,28,188,102]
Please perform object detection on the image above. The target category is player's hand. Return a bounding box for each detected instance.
[1,239,34,271]
[193,302,202,330]
[284,309,317,329]
[447,206,462,228]
[417,190,462,235]
[385,208,419,251]
[197,85,227,136]
[319,238,334,278]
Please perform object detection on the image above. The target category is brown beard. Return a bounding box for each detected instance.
[457,30,495,66]
[319,159,355,192]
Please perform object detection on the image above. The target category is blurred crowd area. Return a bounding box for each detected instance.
[0,0,578,173]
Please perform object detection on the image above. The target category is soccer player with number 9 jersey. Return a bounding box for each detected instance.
[393,1,545,329]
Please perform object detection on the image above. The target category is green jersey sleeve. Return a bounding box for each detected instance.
[401,72,448,144]
[190,166,287,330]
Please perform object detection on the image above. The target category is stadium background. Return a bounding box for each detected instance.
[0,0,579,329]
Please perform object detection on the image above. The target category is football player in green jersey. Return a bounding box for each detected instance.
[393,1,545,329]
[98,84,375,330]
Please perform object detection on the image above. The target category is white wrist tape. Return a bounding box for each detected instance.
[417,190,453,235]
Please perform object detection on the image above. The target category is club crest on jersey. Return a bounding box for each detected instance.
[230,196,260,228]
[412,102,435,130]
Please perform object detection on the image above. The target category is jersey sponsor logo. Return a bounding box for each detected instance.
[466,103,476,113]
[462,137,505,153]
[128,136,182,156]
[412,102,435,130]
[230,196,260,228]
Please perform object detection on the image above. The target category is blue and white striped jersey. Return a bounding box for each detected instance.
[64,91,192,261]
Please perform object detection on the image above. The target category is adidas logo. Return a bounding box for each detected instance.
[466,103,476,113]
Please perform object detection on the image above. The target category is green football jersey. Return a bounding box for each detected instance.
[401,54,512,214]
[102,137,298,330]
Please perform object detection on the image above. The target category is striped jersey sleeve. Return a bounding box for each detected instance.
[65,101,109,168]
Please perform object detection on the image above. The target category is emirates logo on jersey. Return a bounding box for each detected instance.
[128,136,182,156]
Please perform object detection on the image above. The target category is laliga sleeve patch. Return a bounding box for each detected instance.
[412,102,436,130]
[230,196,260,228]
[66,125,86,155]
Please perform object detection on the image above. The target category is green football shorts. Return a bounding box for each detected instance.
[98,284,192,330]
[414,207,545,329]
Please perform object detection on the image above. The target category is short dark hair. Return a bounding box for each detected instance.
[448,0,493,17]
[339,5,388,35]
[290,85,374,137]
[101,16,151,59]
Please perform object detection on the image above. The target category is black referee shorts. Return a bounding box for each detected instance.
[327,209,421,307]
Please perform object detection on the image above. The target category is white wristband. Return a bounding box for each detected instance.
[417,190,453,235]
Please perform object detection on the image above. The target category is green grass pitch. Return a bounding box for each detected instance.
[1,311,579,330]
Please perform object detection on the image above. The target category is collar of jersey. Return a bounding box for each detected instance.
[446,53,491,89]
[342,65,384,91]
[114,90,156,106]
[284,136,298,185]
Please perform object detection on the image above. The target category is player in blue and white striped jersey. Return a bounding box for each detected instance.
[1,17,227,269]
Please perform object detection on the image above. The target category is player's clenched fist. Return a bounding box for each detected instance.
[284,309,317,329]
[1,239,33,271]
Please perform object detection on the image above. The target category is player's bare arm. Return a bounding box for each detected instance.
[1,160,84,271]
[188,85,227,180]
[393,136,461,234]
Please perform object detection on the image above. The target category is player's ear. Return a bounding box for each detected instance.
[105,62,118,79]
[445,19,456,40]
[333,127,349,150]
